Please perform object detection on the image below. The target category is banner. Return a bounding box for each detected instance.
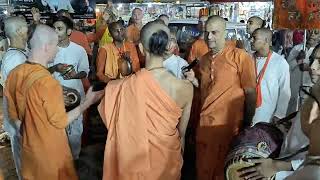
[12,0,96,19]
[273,0,320,29]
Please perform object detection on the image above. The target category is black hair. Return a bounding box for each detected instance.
[158,14,169,19]
[57,9,70,17]
[261,20,266,28]
[149,30,168,56]
[53,16,74,30]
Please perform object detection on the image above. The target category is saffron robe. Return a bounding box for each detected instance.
[196,43,256,180]
[5,63,77,180]
[98,69,183,180]
[187,39,209,63]
[126,24,140,45]
[96,42,140,81]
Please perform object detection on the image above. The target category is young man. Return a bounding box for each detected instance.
[126,8,143,45]
[96,21,140,83]
[51,16,90,160]
[244,16,265,52]
[251,28,291,125]
[0,17,29,180]
[57,9,92,57]
[238,44,320,180]
[5,24,103,180]
[196,16,256,180]
[98,21,193,179]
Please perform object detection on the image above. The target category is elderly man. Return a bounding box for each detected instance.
[0,16,28,180]
[196,15,256,180]
[5,24,103,180]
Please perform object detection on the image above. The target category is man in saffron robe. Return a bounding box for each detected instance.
[196,16,257,180]
[126,8,143,45]
[187,15,209,63]
[4,24,103,180]
[98,21,193,180]
[96,21,140,82]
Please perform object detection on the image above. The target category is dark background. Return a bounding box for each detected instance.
[12,0,96,19]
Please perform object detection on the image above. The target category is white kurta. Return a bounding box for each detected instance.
[49,42,89,159]
[286,44,314,115]
[163,54,189,79]
[275,112,309,180]
[252,52,291,125]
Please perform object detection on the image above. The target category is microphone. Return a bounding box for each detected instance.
[181,59,199,73]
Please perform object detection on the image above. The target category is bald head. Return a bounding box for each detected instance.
[254,28,273,44]
[250,28,273,52]
[206,15,226,29]
[247,16,265,35]
[4,16,27,39]
[30,24,58,51]
[205,16,227,53]
[140,21,170,56]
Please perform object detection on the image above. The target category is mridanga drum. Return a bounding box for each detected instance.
[63,86,81,112]
[225,122,284,180]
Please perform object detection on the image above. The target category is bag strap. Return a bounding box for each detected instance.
[19,71,48,120]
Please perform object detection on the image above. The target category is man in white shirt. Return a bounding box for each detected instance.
[251,28,291,125]
[286,29,320,115]
[163,30,199,86]
[237,42,320,180]
[51,16,89,160]
[0,16,28,180]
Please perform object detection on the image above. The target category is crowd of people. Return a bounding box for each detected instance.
[0,5,319,180]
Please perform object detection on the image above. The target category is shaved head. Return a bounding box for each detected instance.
[249,16,264,26]
[30,24,58,50]
[251,28,272,52]
[254,28,273,44]
[206,15,226,29]
[140,21,170,56]
[205,16,227,53]
[247,16,265,35]
[4,16,27,39]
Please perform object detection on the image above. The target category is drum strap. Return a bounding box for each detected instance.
[275,145,309,161]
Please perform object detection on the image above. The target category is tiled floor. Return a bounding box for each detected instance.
[0,97,18,180]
